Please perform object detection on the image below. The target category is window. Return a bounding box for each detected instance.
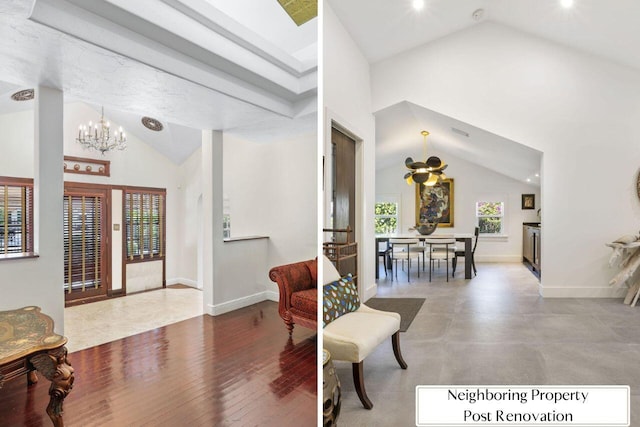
[476,201,504,235]
[375,201,398,234]
[0,177,33,255]
[124,188,166,260]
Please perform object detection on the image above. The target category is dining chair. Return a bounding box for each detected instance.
[453,227,479,277]
[389,238,421,281]
[409,239,428,271]
[425,238,456,282]
[378,240,391,277]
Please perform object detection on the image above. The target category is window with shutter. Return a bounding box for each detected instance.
[124,188,165,261]
[0,177,34,256]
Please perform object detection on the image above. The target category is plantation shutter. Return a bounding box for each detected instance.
[124,189,165,260]
[63,194,103,292]
[0,177,33,255]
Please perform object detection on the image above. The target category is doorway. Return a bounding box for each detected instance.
[331,127,357,277]
[63,183,110,305]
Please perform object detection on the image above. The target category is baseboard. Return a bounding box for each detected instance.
[264,290,279,302]
[540,284,627,298]
[363,282,377,302]
[166,278,198,287]
[474,255,521,263]
[206,291,273,316]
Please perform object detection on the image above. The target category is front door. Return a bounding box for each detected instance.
[331,127,357,278]
[63,183,110,304]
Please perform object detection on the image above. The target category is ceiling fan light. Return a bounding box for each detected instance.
[412,172,430,184]
[405,157,415,168]
[425,174,439,186]
[426,156,442,168]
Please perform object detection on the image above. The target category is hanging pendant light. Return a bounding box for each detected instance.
[403,130,447,186]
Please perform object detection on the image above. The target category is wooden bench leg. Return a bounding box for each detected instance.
[352,362,373,410]
[30,347,74,427]
[392,331,408,369]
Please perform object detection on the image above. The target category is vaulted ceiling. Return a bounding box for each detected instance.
[0,0,318,163]
[329,0,640,186]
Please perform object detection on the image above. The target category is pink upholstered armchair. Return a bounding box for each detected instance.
[269,258,317,335]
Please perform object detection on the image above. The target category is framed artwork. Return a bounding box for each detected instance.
[522,194,535,210]
[415,178,454,227]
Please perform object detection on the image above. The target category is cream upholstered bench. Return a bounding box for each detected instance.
[322,257,407,409]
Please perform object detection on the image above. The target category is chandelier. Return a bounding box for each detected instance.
[404,130,447,186]
[76,107,126,155]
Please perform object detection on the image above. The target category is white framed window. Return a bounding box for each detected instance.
[476,201,504,235]
[375,200,399,234]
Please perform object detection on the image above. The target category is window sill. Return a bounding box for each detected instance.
[0,252,39,261]
[479,234,509,242]
[224,235,269,243]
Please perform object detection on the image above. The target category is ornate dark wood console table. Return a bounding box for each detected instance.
[0,306,74,427]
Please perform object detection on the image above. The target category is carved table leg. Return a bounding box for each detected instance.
[28,370,38,385]
[30,347,74,427]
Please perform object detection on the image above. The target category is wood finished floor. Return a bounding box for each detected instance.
[0,301,317,427]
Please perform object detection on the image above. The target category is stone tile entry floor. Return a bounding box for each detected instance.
[64,286,203,353]
[336,263,640,426]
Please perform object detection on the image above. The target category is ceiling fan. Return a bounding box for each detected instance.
[404,130,448,186]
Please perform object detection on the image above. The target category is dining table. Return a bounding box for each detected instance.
[375,232,474,279]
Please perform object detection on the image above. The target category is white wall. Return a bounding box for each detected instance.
[223,132,317,271]
[0,87,65,333]
[371,22,640,297]
[0,109,34,177]
[324,3,377,301]
[177,130,317,309]
[377,150,541,262]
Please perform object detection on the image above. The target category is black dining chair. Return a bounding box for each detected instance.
[452,227,479,276]
[378,240,391,277]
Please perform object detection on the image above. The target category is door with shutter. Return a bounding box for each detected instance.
[64,183,110,304]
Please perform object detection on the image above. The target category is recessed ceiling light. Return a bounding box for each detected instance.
[535,173,540,177]
[412,0,424,11]
[560,0,574,8]
[526,178,531,182]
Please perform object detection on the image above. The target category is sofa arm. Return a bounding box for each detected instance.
[269,259,317,311]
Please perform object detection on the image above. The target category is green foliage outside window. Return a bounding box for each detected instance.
[375,202,398,234]
[476,201,504,234]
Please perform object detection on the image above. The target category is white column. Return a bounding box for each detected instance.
[201,130,224,315]
[34,86,65,332]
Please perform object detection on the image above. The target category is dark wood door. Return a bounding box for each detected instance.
[331,127,357,277]
[64,183,110,304]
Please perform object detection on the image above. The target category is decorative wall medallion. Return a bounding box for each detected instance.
[10,89,34,101]
[141,116,164,131]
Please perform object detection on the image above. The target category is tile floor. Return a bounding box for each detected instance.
[64,286,203,352]
[335,262,640,426]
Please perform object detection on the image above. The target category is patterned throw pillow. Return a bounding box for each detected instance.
[323,274,360,327]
